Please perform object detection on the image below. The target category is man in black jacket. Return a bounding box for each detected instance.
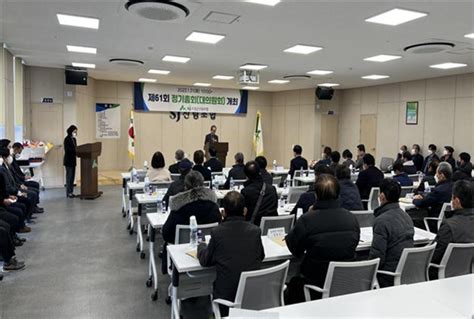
[453,152,472,181]
[440,146,456,169]
[192,150,211,182]
[355,144,366,170]
[168,149,185,174]
[288,145,308,179]
[63,125,77,198]
[422,144,439,174]
[369,179,414,287]
[335,165,363,211]
[224,152,246,189]
[255,156,273,185]
[286,174,360,303]
[241,161,278,225]
[411,144,424,172]
[11,143,40,191]
[162,159,192,207]
[401,151,417,175]
[198,191,264,317]
[356,154,384,200]
[203,147,223,173]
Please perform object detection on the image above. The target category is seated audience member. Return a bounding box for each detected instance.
[342,149,355,168]
[411,144,424,172]
[288,145,308,178]
[416,160,439,193]
[329,151,341,173]
[0,220,25,271]
[0,173,29,235]
[356,154,384,200]
[11,142,40,190]
[369,179,414,287]
[146,151,171,182]
[255,156,273,185]
[224,152,246,189]
[168,149,185,174]
[290,165,333,215]
[430,180,473,271]
[312,146,332,168]
[203,147,223,173]
[412,162,453,229]
[395,145,408,164]
[335,165,363,211]
[162,158,193,206]
[453,152,472,182]
[355,144,366,170]
[285,174,360,303]
[241,161,278,225]
[422,144,439,174]
[392,162,414,187]
[198,192,264,317]
[192,150,211,182]
[440,146,456,169]
[401,151,417,175]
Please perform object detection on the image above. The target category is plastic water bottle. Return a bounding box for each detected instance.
[144,160,148,171]
[132,168,138,183]
[161,200,167,214]
[273,160,277,171]
[425,182,431,193]
[284,175,291,189]
[144,176,150,193]
[189,216,198,247]
[418,172,424,183]
[230,177,235,190]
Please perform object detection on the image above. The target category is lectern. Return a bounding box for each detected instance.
[76,142,102,200]
[205,142,229,167]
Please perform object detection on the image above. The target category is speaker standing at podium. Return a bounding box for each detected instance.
[204,125,219,146]
[63,125,78,199]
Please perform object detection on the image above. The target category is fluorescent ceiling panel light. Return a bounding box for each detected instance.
[67,45,97,54]
[240,64,268,71]
[186,31,225,44]
[148,69,170,75]
[242,86,260,90]
[71,62,95,69]
[362,74,390,80]
[364,54,401,62]
[162,55,190,63]
[57,13,99,29]
[284,44,322,55]
[138,78,157,83]
[464,33,474,39]
[213,75,234,80]
[194,82,211,87]
[307,69,333,75]
[245,0,280,6]
[365,8,427,26]
[429,62,467,70]
[318,83,339,87]
[268,80,289,84]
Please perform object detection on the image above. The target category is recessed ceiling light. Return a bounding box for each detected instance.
[57,13,99,29]
[138,78,157,83]
[240,63,268,71]
[430,62,467,70]
[318,83,339,87]
[268,80,289,84]
[364,54,402,62]
[213,75,234,80]
[242,86,260,90]
[362,74,390,80]
[71,62,95,69]
[245,0,280,6]
[464,33,474,39]
[307,69,333,75]
[67,45,97,54]
[284,45,322,55]
[365,8,427,26]
[162,55,190,63]
[194,82,211,87]
[186,31,225,44]
[148,69,170,75]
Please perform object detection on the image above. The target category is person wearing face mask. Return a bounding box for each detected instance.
[311,146,332,168]
[410,144,423,172]
[453,152,473,182]
[64,125,78,198]
[415,159,439,194]
[395,145,408,164]
[422,144,439,174]
[440,146,456,169]
[11,142,41,191]
[412,162,453,230]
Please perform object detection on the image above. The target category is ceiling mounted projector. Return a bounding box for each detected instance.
[125,0,197,22]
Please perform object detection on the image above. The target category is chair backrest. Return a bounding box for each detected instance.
[175,222,219,244]
[203,181,211,188]
[235,260,290,311]
[350,211,375,227]
[232,179,247,188]
[272,176,282,186]
[368,187,380,211]
[437,203,451,230]
[439,243,474,279]
[408,174,420,182]
[400,186,414,197]
[395,244,436,285]
[137,170,147,182]
[294,169,311,178]
[260,215,295,235]
[170,173,180,182]
[379,157,394,172]
[287,186,309,204]
[323,259,380,298]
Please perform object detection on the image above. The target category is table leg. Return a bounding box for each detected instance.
[137,204,145,258]
[128,190,134,232]
[171,266,180,319]
[122,178,127,218]
[148,227,158,300]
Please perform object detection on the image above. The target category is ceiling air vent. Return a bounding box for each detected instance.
[125,0,194,22]
[109,58,144,66]
[283,75,312,80]
[404,42,455,54]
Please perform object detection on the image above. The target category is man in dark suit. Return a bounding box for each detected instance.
[168,149,185,174]
[288,145,308,179]
[162,158,193,207]
[11,143,41,191]
[411,144,424,172]
[356,153,384,200]
[440,146,456,169]
[224,153,246,189]
[204,147,223,172]
[192,150,211,182]
[204,125,219,146]
[422,144,439,174]
[255,156,273,185]
[401,151,417,175]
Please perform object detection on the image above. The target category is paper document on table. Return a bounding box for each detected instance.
[268,228,287,246]
[399,197,414,204]
[359,227,373,243]
[186,248,197,259]
[230,308,279,318]
[414,232,430,241]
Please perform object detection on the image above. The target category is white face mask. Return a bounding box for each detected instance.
[411,149,416,155]
[72,132,77,138]
[6,155,13,165]
[434,175,440,184]
[443,150,448,156]
[15,153,21,160]
[0,158,4,166]
[321,153,326,159]
[399,150,404,154]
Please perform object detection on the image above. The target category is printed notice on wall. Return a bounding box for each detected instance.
[96,103,121,139]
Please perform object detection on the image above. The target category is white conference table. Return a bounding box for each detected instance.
[269,169,289,175]
[295,172,394,185]
[126,181,145,233]
[261,274,474,318]
[120,172,131,217]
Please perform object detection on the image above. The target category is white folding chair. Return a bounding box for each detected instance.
[272,176,282,187]
[170,173,180,182]
[260,215,295,235]
[232,179,247,188]
[304,258,380,300]
[287,186,309,204]
[379,157,394,173]
[367,187,380,211]
[408,174,421,182]
[377,243,436,286]
[400,186,414,198]
[423,203,451,233]
[429,243,474,279]
[350,210,375,228]
[212,260,290,319]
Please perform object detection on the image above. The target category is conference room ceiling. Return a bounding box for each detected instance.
[0,0,473,91]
